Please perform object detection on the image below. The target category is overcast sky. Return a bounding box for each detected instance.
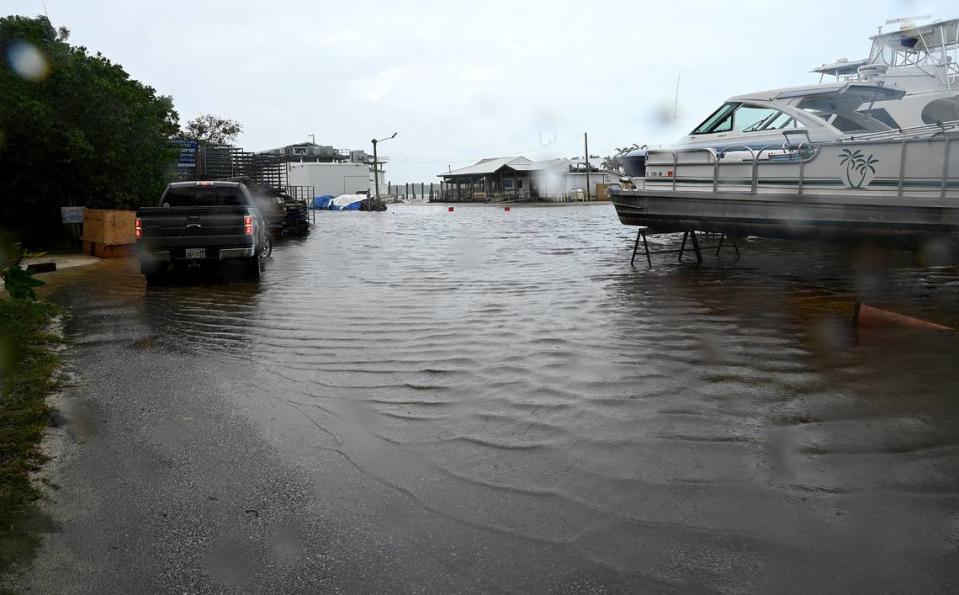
[7,0,956,181]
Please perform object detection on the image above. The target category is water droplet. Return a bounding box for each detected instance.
[6,40,50,81]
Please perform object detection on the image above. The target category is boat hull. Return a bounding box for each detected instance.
[611,189,959,246]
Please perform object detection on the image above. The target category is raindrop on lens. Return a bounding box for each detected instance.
[6,40,49,81]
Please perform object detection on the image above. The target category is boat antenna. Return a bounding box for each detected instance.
[673,69,682,121]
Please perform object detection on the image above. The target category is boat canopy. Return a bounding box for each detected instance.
[732,82,906,103]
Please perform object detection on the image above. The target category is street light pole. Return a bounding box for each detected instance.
[372,139,379,200]
[371,132,397,202]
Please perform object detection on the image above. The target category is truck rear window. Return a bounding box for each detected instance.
[161,187,247,207]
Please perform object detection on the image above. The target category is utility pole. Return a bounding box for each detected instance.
[584,132,591,201]
[308,133,315,145]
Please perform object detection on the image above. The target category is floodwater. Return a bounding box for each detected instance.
[41,204,959,591]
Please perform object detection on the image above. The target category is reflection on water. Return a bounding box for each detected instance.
[46,204,959,589]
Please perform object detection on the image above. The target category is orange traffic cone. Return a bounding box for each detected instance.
[854,302,952,331]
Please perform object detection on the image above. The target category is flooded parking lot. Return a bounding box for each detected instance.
[30,204,959,591]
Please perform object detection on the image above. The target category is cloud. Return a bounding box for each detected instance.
[5,0,956,181]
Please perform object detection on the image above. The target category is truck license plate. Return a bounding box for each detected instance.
[185,248,206,259]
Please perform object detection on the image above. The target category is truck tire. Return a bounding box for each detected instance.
[248,254,261,280]
[142,263,168,286]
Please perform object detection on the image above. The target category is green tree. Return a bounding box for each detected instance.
[0,15,180,247]
[181,113,243,146]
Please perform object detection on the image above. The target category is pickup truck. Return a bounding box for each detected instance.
[135,181,270,284]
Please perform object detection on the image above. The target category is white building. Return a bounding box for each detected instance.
[285,162,385,197]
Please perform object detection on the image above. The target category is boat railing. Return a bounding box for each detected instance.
[670,148,719,191]
[714,145,757,193]
[649,132,959,199]
[838,120,959,143]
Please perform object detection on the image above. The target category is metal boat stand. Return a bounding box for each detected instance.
[714,232,740,260]
[630,226,653,267]
[630,228,740,267]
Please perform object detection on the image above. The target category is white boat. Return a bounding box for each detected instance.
[611,20,959,248]
[622,17,959,176]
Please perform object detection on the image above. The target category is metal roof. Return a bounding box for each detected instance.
[508,158,569,172]
[441,156,534,177]
[440,156,616,178]
[441,156,579,177]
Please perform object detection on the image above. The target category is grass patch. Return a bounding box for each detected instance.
[0,298,61,575]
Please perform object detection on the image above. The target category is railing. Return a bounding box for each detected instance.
[670,148,718,192]
[650,131,958,199]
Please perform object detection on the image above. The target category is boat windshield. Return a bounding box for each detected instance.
[692,103,739,134]
[691,102,804,135]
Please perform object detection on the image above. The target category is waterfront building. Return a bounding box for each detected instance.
[438,156,618,202]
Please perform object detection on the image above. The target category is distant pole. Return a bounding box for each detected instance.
[372,139,380,200]
[584,132,591,201]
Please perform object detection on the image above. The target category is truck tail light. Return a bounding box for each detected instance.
[244,215,253,236]
[135,217,142,239]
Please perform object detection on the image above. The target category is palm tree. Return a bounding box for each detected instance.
[602,144,640,174]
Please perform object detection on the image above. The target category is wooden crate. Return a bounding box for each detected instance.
[82,209,137,258]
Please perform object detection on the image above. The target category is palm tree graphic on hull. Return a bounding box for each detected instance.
[839,149,879,188]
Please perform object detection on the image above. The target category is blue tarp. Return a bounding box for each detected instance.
[311,195,335,209]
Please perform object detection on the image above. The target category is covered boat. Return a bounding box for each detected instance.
[312,194,335,209]
[330,194,365,211]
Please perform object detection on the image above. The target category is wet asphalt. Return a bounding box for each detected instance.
[9,283,483,592]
